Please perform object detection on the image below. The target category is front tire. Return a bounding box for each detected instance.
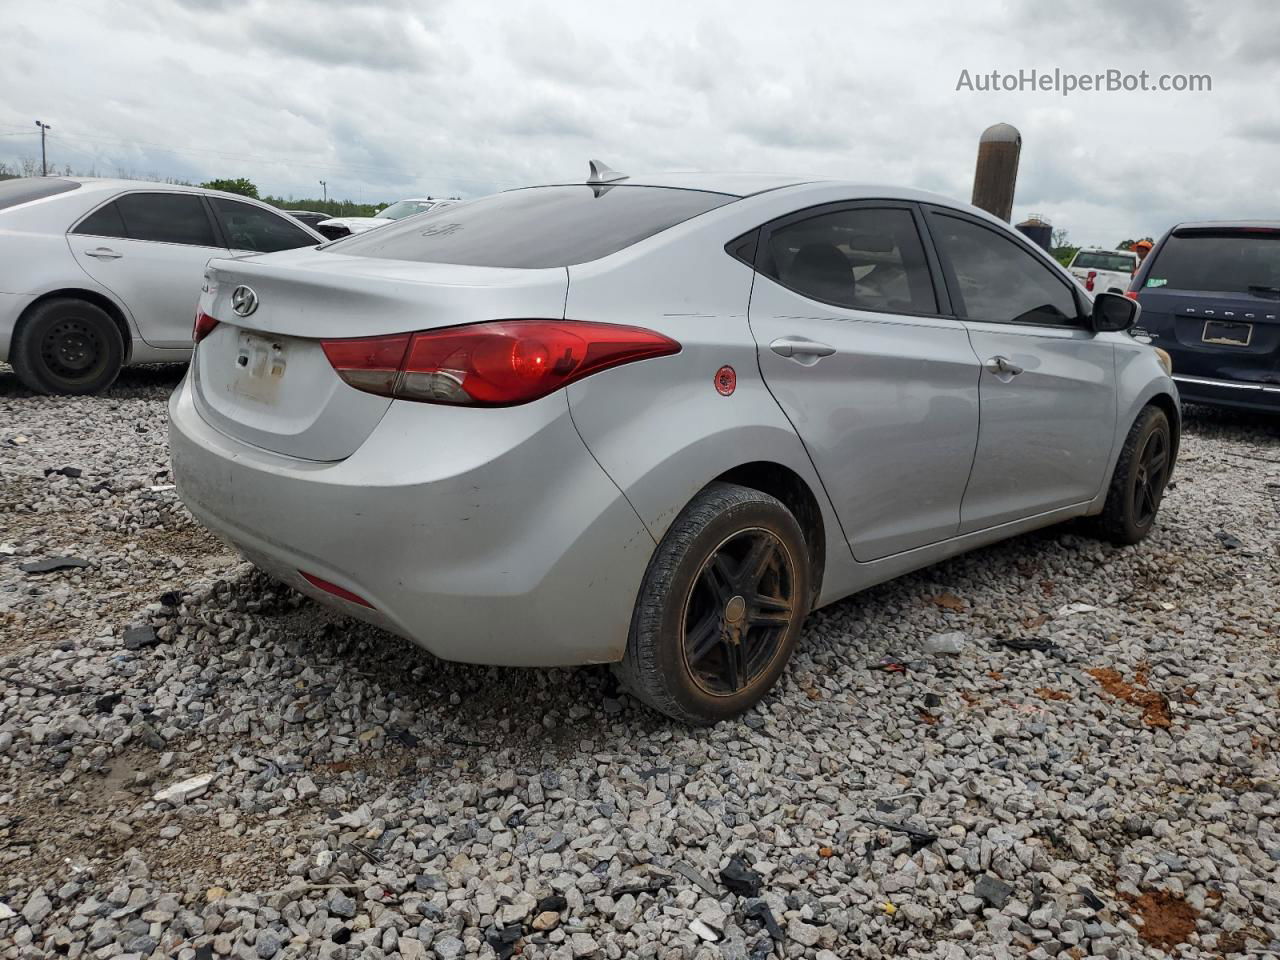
[11,298,124,395]
[616,482,811,725]
[1093,405,1172,544]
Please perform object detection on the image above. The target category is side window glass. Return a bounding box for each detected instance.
[73,201,128,239]
[763,208,937,314]
[115,193,219,247]
[934,214,1079,326]
[211,199,316,253]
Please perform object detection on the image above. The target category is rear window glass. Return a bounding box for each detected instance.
[334,185,735,268]
[0,177,80,211]
[74,201,128,239]
[1146,231,1280,293]
[1072,250,1136,272]
[115,192,218,247]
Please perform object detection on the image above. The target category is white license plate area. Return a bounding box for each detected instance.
[229,331,289,404]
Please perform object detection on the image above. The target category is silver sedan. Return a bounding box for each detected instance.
[170,165,1178,723]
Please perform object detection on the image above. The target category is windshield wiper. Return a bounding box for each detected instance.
[1248,284,1280,298]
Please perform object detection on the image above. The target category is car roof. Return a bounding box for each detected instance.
[1170,220,1280,232]
[64,177,272,205]
[531,170,977,210]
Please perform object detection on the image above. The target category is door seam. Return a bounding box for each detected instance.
[744,267,860,564]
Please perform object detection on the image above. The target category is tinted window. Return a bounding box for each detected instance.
[211,198,316,253]
[336,185,734,268]
[934,215,1078,326]
[1145,231,1280,293]
[0,177,80,211]
[73,201,128,239]
[1072,251,1137,272]
[763,207,938,313]
[115,193,218,246]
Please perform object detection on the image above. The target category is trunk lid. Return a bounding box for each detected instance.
[191,248,568,461]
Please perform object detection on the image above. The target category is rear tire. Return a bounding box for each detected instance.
[11,298,124,395]
[615,482,811,725]
[1092,405,1171,545]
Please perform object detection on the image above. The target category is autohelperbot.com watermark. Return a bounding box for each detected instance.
[956,68,1211,96]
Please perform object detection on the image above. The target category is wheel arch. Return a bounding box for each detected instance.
[16,288,134,362]
[1142,390,1181,479]
[711,460,826,605]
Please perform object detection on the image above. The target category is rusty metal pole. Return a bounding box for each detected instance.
[971,122,1021,222]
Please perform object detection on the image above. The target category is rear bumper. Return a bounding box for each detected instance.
[1172,374,1280,412]
[168,374,656,666]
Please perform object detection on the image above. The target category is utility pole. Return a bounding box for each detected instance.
[319,180,327,203]
[35,120,51,176]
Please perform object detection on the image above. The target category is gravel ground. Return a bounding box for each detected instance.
[2,363,1279,960]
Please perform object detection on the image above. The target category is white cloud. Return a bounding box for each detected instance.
[1,0,1273,246]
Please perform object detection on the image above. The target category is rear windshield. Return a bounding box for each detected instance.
[1146,231,1280,293]
[1072,250,1136,272]
[0,177,80,211]
[334,185,735,268]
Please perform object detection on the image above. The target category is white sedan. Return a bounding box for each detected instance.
[0,177,324,394]
[316,198,453,237]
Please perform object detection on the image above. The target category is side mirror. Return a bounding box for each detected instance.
[1091,291,1140,332]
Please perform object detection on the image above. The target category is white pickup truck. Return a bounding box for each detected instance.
[1067,248,1139,295]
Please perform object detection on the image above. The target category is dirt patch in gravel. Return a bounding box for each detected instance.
[1087,667,1173,728]
[1121,889,1199,952]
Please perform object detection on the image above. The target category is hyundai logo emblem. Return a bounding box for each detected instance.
[231,285,259,317]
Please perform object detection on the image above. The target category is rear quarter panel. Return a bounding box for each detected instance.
[564,230,858,606]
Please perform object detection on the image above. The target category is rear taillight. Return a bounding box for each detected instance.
[1124,291,1140,301]
[321,320,680,407]
[193,311,219,344]
[1085,271,1097,292]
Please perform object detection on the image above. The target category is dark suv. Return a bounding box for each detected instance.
[1129,222,1280,411]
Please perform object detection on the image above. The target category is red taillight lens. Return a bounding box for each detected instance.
[1085,271,1096,292]
[321,333,410,395]
[1124,290,1140,301]
[321,320,680,406]
[193,311,219,344]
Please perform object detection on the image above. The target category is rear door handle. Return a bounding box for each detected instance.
[84,247,122,260]
[984,355,1023,378]
[770,337,837,361]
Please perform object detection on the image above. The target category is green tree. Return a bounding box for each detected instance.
[200,178,259,198]
[1050,228,1079,267]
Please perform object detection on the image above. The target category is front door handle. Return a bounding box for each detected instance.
[984,355,1023,378]
[770,337,837,361]
[84,247,122,260]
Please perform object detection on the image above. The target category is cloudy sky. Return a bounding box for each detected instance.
[2,0,1276,247]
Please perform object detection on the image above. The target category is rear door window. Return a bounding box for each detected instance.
[1145,231,1280,294]
[210,198,317,253]
[0,177,80,211]
[1071,251,1137,272]
[334,185,734,268]
[113,192,219,246]
[932,213,1080,326]
[761,207,938,314]
[73,201,129,239]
